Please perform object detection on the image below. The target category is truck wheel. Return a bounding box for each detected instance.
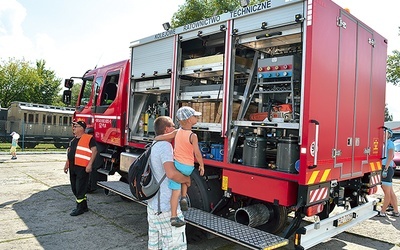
[187,168,223,210]
[186,168,223,242]
[256,203,288,234]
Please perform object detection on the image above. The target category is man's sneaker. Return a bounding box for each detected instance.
[376,211,386,217]
[180,197,188,211]
[11,156,17,160]
[170,217,186,227]
[387,205,394,212]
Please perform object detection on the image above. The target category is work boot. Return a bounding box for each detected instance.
[81,200,89,212]
[70,202,84,216]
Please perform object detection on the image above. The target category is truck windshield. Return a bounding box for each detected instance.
[80,78,94,106]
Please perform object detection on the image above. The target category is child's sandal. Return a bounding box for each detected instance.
[170,217,186,227]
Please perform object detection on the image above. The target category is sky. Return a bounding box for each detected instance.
[0,0,399,119]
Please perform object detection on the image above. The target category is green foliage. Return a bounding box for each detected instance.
[0,58,62,108]
[71,82,83,107]
[171,0,263,27]
[0,143,64,152]
[387,50,400,86]
[385,103,393,122]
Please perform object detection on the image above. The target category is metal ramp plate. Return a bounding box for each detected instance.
[98,181,288,249]
[183,208,288,250]
[97,181,147,206]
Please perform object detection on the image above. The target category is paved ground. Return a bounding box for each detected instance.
[0,153,400,250]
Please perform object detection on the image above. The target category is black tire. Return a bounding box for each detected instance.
[188,170,223,212]
[256,203,288,234]
[186,168,223,242]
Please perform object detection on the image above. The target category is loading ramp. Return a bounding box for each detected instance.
[98,181,288,250]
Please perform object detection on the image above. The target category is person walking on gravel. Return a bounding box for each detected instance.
[10,132,19,160]
[377,129,399,218]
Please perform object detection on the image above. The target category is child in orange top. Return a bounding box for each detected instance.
[155,106,205,227]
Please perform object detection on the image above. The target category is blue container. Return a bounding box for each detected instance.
[210,144,224,161]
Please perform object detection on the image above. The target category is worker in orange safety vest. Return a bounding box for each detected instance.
[64,120,97,216]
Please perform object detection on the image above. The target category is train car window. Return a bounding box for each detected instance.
[35,114,39,124]
[24,113,27,123]
[28,114,34,123]
[63,116,68,125]
[53,115,56,125]
[59,116,62,125]
[42,115,46,124]
[69,117,72,125]
[47,115,52,124]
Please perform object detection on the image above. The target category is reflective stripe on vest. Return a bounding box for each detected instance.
[75,134,93,167]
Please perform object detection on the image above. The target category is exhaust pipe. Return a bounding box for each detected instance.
[235,203,270,227]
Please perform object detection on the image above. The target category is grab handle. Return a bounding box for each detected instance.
[309,119,319,169]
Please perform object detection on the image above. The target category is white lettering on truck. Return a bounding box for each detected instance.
[230,1,271,18]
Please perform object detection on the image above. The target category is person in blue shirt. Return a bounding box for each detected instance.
[377,129,399,217]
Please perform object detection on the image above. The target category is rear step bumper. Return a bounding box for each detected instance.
[98,181,288,250]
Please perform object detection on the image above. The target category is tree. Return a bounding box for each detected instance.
[0,58,62,108]
[384,103,393,122]
[32,60,63,105]
[171,0,262,27]
[386,50,400,86]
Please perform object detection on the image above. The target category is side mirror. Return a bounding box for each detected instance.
[64,79,74,88]
[63,90,72,105]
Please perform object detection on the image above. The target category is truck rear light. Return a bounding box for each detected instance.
[364,186,377,195]
[305,203,324,216]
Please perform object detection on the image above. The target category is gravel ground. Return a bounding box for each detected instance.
[0,153,399,250]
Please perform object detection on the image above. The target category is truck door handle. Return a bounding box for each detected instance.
[146,87,160,90]
[309,119,319,169]
[256,31,282,39]
[192,95,211,99]
[193,68,212,73]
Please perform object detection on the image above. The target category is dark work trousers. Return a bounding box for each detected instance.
[69,165,89,201]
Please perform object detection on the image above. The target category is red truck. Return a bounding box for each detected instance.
[63,0,387,248]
